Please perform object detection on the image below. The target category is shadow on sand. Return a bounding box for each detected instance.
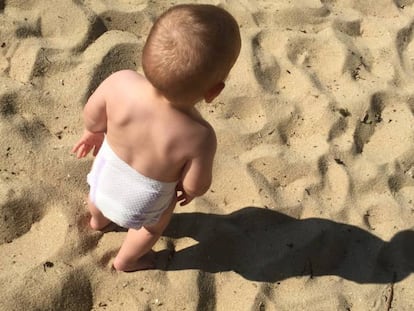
[158,207,413,283]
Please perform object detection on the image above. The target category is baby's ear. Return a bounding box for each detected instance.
[204,82,225,103]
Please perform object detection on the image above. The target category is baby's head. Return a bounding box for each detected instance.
[142,4,241,104]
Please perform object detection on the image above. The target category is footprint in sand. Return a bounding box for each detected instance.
[88,1,152,35]
[286,31,349,91]
[2,111,52,147]
[251,32,281,94]
[396,21,414,74]
[409,96,414,115]
[352,92,386,154]
[206,96,266,134]
[253,3,330,30]
[80,30,141,101]
[387,161,414,196]
[38,1,106,51]
[0,92,17,117]
[332,18,374,80]
[0,188,42,245]
[355,92,414,163]
[14,17,41,39]
[393,0,414,8]
[0,265,92,311]
[328,109,351,142]
[333,18,363,37]
[8,38,44,83]
[327,0,401,18]
[245,155,319,218]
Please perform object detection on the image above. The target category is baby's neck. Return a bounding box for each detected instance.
[170,100,200,114]
[160,95,200,115]
[147,83,200,114]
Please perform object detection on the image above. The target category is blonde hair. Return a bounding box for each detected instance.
[142,4,241,102]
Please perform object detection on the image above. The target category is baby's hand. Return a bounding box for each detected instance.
[71,130,104,158]
[176,182,194,206]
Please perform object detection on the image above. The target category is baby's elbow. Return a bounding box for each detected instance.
[196,184,211,197]
[184,182,211,198]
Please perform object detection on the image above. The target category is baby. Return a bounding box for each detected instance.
[72,4,241,272]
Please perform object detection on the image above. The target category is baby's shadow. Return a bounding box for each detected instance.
[159,207,414,283]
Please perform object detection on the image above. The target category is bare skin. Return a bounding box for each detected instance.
[88,197,176,271]
[72,70,222,272]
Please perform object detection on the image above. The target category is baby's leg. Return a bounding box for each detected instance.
[113,199,176,272]
[88,198,111,230]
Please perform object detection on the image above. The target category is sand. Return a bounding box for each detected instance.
[0,0,413,310]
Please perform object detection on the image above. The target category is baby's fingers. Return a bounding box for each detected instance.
[75,145,85,158]
[71,139,89,154]
[76,144,91,158]
[71,141,82,154]
[180,198,190,206]
[177,193,185,202]
[177,193,187,206]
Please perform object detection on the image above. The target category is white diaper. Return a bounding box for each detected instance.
[87,138,177,229]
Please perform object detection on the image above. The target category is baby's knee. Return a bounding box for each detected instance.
[143,223,164,237]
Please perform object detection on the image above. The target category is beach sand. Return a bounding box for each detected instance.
[0,0,413,310]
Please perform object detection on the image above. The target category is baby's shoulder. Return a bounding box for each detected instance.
[106,70,144,85]
[103,70,147,101]
[179,113,216,149]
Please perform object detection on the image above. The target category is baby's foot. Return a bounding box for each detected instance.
[113,251,156,272]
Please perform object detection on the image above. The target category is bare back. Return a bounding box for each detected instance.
[100,70,213,183]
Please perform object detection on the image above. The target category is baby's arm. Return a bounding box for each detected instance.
[83,79,109,133]
[178,128,217,206]
[72,76,111,158]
